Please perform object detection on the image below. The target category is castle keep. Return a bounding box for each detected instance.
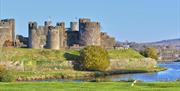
[0,18,115,49]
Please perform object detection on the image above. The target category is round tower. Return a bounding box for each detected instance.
[8,19,15,43]
[79,22,101,46]
[47,26,60,49]
[28,22,40,48]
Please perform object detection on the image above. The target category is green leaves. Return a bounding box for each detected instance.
[141,47,158,60]
[80,46,110,71]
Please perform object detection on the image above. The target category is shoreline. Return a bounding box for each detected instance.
[157,59,180,63]
[15,66,166,82]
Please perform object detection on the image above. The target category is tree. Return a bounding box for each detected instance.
[80,46,110,71]
[141,47,158,60]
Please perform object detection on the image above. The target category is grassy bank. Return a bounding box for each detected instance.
[0,48,162,81]
[0,82,180,91]
[15,70,95,81]
[107,49,161,73]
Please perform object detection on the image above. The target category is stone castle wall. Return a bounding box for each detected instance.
[28,18,114,49]
[101,32,115,48]
[0,19,15,47]
[0,18,115,49]
[28,21,66,49]
[66,31,79,47]
[57,22,66,48]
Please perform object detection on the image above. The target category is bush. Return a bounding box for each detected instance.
[0,65,15,82]
[141,47,158,60]
[80,46,110,71]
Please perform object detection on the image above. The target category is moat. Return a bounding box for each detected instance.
[105,61,180,82]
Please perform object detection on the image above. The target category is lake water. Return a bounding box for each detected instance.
[106,62,180,82]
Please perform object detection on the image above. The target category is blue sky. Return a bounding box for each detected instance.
[0,0,180,42]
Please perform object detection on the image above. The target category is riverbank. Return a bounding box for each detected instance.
[14,66,166,81]
[157,59,180,62]
[175,59,180,62]
[0,81,180,91]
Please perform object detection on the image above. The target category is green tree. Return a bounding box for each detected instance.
[80,46,110,71]
[141,47,158,60]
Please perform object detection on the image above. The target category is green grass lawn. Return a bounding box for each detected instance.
[108,48,144,59]
[0,82,180,91]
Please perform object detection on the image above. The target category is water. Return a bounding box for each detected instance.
[106,62,180,82]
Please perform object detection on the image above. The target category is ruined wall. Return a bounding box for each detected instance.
[79,21,101,46]
[101,32,115,48]
[16,35,28,48]
[0,19,15,47]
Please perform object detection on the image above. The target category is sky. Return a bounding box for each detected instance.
[0,0,180,43]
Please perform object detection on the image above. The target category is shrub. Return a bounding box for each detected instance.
[141,47,158,60]
[80,46,110,71]
[0,65,15,82]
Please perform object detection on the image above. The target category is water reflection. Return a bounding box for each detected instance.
[107,62,180,82]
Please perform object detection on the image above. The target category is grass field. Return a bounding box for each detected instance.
[0,82,180,91]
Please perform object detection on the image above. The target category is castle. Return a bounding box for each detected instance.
[0,18,115,49]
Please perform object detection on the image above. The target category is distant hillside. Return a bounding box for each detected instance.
[143,38,180,47]
[117,38,180,51]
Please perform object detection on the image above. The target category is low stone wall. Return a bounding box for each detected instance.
[107,58,157,71]
[0,61,24,71]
